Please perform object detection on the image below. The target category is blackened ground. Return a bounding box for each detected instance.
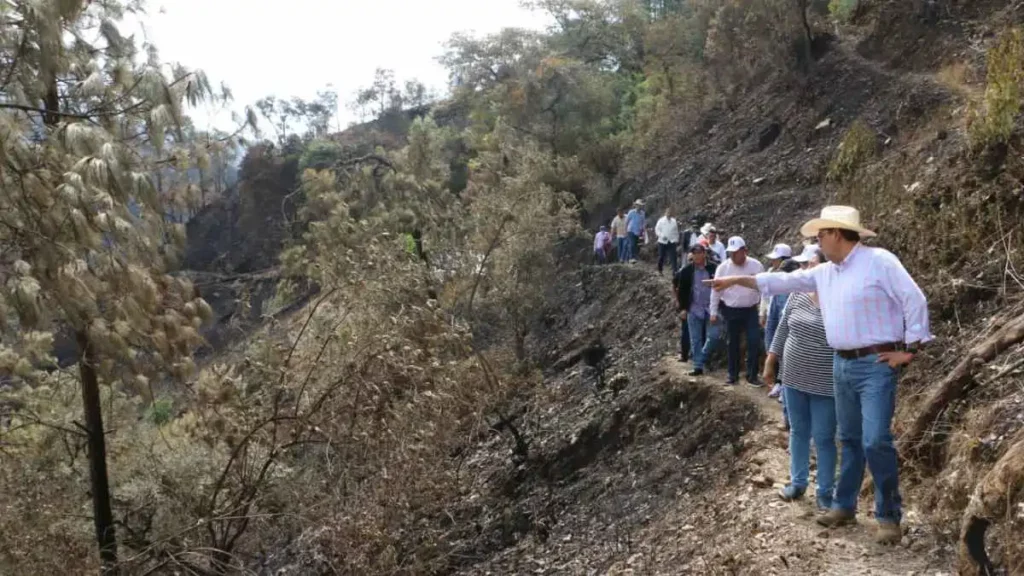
[441,265,762,574]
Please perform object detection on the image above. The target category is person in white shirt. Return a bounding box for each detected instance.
[710,236,765,386]
[655,207,681,275]
[700,224,727,264]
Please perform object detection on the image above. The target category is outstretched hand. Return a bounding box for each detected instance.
[703,277,735,291]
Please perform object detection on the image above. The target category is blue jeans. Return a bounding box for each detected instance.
[832,354,902,523]
[617,237,628,262]
[784,386,837,508]
[721,304,760,382]
[627,232,640,260]
[687,314,720,370]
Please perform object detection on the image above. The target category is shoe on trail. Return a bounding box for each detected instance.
[778,484,805,502]
[688,368,704,376]
[747,378,764,388]
[816,509,856,528]
[768,383,782,398]
[875,522,902,545]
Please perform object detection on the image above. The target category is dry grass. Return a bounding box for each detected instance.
[936,61,978,97]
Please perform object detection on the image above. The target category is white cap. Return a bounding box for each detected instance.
[634,198,645,206]
[701,223,716,235]
[766,243,792,259]
[726,236,746,253]
[792,244,820,263]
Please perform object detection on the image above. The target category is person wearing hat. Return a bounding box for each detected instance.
[681,216,702,252]
[762,244,837,511]
[705,206,932,544]
[760,243,794,327]
[761,244,798,395]
[674,242,718,374]
[699,224,726,265]
[625,199,647,263]
[709,236,765,386]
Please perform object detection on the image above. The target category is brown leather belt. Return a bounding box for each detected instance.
[835,342,904,359]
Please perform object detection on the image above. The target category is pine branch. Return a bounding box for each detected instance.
[0,102,91,119]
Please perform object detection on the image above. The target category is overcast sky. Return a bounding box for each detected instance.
[142,0,551,132]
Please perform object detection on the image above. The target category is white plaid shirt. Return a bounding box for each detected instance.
[756,243,932,350]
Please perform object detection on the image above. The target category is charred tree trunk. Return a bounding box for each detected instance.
[43,56,120,572]
[900,312,1024,464]
[77,330,119,574]
[958,433,1024,575]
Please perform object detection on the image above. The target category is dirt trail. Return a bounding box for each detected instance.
[589,269,951,575]
[645,352,951,575]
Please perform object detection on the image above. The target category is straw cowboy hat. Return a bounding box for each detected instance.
[799,205,877,238]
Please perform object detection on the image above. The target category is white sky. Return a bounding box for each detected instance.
[141,0,551,132]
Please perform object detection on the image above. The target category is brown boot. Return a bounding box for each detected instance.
[816,508,856,528]
[875,522,902,545]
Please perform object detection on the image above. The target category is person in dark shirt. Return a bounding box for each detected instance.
[674,244,719,375]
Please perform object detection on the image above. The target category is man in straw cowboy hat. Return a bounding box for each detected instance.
[705,206,931,545]
[625,199,647,263]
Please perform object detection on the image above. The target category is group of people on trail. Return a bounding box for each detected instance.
[598,203,932,546]
[597,199,727,269]
[602,199,651,263]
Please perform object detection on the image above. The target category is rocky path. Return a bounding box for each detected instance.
[644,355,953,576]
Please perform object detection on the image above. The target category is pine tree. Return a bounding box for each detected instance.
[0,1,248,571]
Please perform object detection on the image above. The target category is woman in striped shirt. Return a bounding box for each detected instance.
[762,246,837,510]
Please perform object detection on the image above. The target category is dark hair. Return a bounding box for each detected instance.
[838,229,861,242]
[780,259,801,273]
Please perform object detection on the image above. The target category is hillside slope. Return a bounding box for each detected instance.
[188,3,1024,574]
[614,2,1024,573]
[439,265,949,575]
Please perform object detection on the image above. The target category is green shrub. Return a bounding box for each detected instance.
[828,0,858,23]
[299,139,343,171]
[145,397,174,426]
[827,120,877,182]
[968,27,1024,149]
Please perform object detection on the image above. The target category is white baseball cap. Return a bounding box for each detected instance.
[726,236,746,253]
[766,243,792,259]
[701,223,716,235]
[792,244,821,263]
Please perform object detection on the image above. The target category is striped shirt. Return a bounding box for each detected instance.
[769,292,834,397]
